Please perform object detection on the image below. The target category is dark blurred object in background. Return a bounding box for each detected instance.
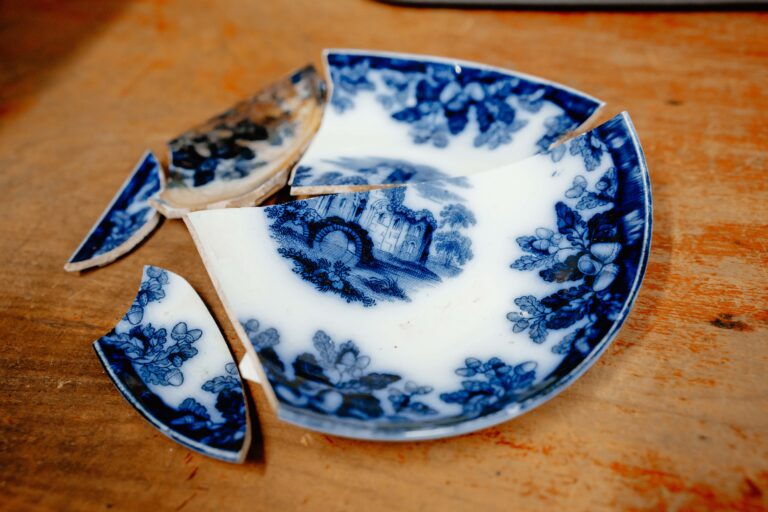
[379,0,768,6]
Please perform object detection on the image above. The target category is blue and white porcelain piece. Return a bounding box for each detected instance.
[289,50,603,195]
[93,265,251,462]
[65,152,162,272]
[187,112,651,441]
[152,66,325,218]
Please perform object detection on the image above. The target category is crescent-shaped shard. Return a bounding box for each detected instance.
[93,265,251,462]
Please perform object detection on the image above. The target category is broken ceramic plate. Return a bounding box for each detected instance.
[93,265,251,462]
[152,65,325,218]
[186,112,651,441]
[288,49,603,196]
[65,152,162,272]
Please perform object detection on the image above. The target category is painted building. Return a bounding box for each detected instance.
[313,190,436,264]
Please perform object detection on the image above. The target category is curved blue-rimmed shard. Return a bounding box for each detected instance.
[65,152,163,272]
[290,49,604,194]
[93,265,251,462]
[153,65,325,218]
[187,111,650,441]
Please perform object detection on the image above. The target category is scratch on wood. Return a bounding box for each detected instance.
[744,477,763,499]
[174,492,197,511]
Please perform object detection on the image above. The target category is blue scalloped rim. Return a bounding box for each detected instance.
[327,51,601,125]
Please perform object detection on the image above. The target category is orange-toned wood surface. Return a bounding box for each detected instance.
[1,1,766,511]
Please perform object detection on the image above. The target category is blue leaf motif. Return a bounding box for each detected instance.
[240,318,433,421]
[124,267,169,325]
[565,176,587,199]
[538,255,583,283]
[555,202,587,238]
[125,305,144,325]
[313,331,337,368]
[327,55,588,150]
[105,318,204,387]
[441,357,537,419]
[540,285,591,310]
[569,132,606,172]
[178,398,210,420]
[549,144,566,162]
[202,374,241,394]
[255,328,280,350]
[511,254,554,271]
[358,373,399,390]
[576,192,609,210]
[514,296,547,315]
[529,319,549,344]
[507,131,628,355]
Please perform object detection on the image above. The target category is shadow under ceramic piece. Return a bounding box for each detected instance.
[65,152,162,272]
[289,49,604,196]
[187,112,651,441]
[93,265,251,462]
[152,66,325,219]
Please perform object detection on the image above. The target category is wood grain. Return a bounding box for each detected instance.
[1,1,766,511]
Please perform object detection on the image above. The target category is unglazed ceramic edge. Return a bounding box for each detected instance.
[183,217,284,416]
[152,166,293,219]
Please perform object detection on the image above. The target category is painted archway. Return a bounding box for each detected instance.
[307,217,375,265]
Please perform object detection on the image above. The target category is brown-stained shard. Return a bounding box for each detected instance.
[152,65,325,218]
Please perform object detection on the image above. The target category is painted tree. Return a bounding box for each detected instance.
[381,186,406,208]
[430,203,476,267]
[438,203,477,229]
[433,231,473,267]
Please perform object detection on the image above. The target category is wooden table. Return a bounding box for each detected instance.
[1,1,766,510]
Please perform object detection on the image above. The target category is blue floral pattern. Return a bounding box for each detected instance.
[168,66,323,188]
[169,363,247,449]
[238,114,653,437]
[440,358,537,419]
[242,319,436,420]
[94,266,248,462]
[537,113,578,158]
[567,130,608,171]
[125,266,168,325]
[327,53,595,151]
[68,152,161,266]
[101,321,201,386]
[291,52,602,192]
[242,318,545,424]
[267,178,475,307]
[506,124,640,359]
[97,208,154,255]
